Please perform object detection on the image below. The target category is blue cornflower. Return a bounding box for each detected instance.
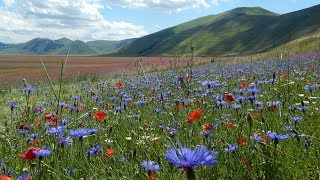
[235,96,244,104]
[247,96,255,102]
[290,116,303,122]
[216,100,227,106]
[132,114,141,119]
[248,88,259,95]
[250,135,262,142]
[17,173,30,180]
[34,149,51,158]
[232,104,241,110]
[18,130,29,136]
[120,157,128,162]
[266,132,288,143]
[304,140,313,149]
[67,168,76,175]
[87,145,102,156]
[59,102,68,108]
[72,96,80,101]
[27,133,39,143]
[10,101,19,111]
[141,161,160,172]
[254,101,263,107]
[284,126,294,131]
[224,143,238,152]
[87,129,98,135]
[267,101,282,107]
[0,160,4,166]
[136,100,146,105]
[298,106,308,112]
[7,168,14,175]
[62,119,69,125]
[70,128,97,139]
[164,145,218,169]
[158,92,168,100]
[48,126,66,135]
[200,131,212,137]
[289,104,296,111]
[98,101,105,107]
[33,106,43,114]
[58,136,72,147]
[24,86,33,93]
[166,127,177,136]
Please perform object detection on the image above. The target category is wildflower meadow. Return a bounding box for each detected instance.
[0,52,320,180]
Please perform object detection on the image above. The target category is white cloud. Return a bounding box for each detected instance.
[211,0,219,6]
[107,0,211,13]
[211,0,232,7]
[0,0,147,43]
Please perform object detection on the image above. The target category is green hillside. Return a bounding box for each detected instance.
[113,5,320,56]
[87,39,136,54]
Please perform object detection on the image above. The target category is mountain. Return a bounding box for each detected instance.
[0,42,11,50]
[87,39,136,54]
[56,37,73,46]
[112,5,320,56]
[0,38,134,55]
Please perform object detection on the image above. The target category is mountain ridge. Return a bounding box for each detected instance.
[0,38,135,55]
[111,5,320,57]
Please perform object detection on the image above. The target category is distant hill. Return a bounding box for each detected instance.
[111,5,320,57]
[0,42,11,50]
[0,38,134,55]
[87,39,136,54]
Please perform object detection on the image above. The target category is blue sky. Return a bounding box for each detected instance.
[0,0,319,43]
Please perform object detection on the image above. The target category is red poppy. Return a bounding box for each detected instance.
[188,109,202,123]
[1,175,12,180]
[149,172,157,180]
[203,124,212,132]
[18,123,30,130]
[280,73,287,78]
[238,138,247,146]
[104,148,115,158]
[93,109,107,121]
[240,81,249,88]
[252,112,259,118]
[143,124,149,130]
[79,105,85,111]
[19,147,41,161]
[150,89,157,94]
[44,112,59,127]
[153,138,159,145]
[34,120,41,126]
[44,112,54,121]
[115,82,123,89]
[226,122,232,128]
[263,135,270,143]
[107,103,113,109]
[33,139,39,145]
[176,103,188,110]
[224,92,234,103]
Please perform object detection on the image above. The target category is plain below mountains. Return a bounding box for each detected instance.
[1,4,320,56]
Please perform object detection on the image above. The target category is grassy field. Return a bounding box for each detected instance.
[0,56,209,85]
[0,52,319,179]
